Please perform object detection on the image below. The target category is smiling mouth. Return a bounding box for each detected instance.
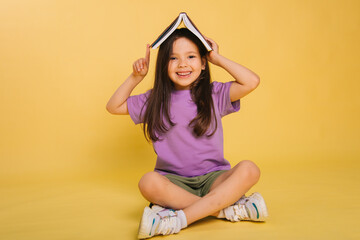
[176,72,191,76]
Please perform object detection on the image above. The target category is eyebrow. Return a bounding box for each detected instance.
[170,51,199,55]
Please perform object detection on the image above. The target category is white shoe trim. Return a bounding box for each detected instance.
[138,207,159,239]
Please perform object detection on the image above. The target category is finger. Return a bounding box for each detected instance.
[206,37,217,47]
[207,39,218,52]
[204,36,211,45]
[204,36,214,43]
[133,65,140,74]
[145,44,150,65]
[136,62,141,72]
[139,59,143,70]
[205,38,215,48]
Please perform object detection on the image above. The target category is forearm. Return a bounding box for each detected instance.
[214,54,260,88]
[106,73,143,112]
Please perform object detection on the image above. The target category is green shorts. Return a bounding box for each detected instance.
[164,170,227,197]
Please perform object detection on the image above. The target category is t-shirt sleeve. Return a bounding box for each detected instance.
[212,81,240,117]
[126,90,151,125]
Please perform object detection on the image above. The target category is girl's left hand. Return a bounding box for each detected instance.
[205,37,221,66]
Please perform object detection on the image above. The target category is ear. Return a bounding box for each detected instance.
[201,56,206,70]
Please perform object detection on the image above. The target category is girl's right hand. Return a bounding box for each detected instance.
[132,44,150,78]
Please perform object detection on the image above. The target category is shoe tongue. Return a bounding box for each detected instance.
[238,196,247,205]
[157,209,176,218]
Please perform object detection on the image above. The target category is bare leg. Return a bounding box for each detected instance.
[138,171,201,210]
[139,172,222,217]
[183,160,260,224]
[138,160,260,224]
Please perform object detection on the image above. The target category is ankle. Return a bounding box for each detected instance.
[217,209,225,218]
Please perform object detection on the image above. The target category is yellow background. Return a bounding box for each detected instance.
[1,0,359,239]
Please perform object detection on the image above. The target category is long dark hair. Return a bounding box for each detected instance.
[142,28,217,142]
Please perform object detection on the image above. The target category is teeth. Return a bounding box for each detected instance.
[177,72,191,76]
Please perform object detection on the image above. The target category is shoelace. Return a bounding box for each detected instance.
[156,210,180,235]
[232,204,249,221]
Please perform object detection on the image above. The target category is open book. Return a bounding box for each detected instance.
[151,12,212,51]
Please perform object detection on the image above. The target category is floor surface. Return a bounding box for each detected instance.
[1,159,359,240]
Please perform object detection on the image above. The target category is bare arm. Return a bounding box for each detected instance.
[205,38,260,102]
[106,45,150,115]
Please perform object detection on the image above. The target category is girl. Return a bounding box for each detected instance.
[106,28,268,239]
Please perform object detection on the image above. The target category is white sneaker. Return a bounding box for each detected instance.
[137,205,187,239]
[223,192,268,222]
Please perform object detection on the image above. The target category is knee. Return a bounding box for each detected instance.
[238,160,261,184]
[138,171,163,198]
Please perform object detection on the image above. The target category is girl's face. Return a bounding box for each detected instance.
[168,37,206,90]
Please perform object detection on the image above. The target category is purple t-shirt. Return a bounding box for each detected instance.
[127,81,240,177]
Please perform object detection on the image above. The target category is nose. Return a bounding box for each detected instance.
[178,58,188,67]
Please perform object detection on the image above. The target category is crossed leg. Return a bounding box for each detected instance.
[138,160,260,225]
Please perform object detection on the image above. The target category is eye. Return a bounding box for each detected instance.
[188,55,196,59]
[170,57,177,60]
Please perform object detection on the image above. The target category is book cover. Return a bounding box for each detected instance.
[151,12,212,51]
